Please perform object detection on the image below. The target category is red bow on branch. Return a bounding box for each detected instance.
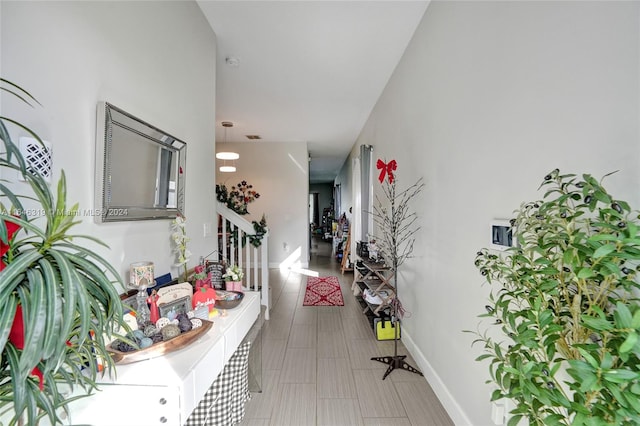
[377,159,397,184]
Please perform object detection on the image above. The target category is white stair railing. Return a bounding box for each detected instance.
[217,201,270,320]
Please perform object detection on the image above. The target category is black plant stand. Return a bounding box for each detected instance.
[371,301,423,380]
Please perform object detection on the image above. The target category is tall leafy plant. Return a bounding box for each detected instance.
[0,79,128,425]
[469,169,640,425]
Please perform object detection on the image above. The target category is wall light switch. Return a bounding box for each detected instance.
[491,401,505,425]
[203,222,212,237]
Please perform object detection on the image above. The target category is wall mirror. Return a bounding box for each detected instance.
[95,102,187,223]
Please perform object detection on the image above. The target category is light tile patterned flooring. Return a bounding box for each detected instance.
[240,238,453,426]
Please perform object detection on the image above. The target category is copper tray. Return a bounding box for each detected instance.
[108,319,213,364]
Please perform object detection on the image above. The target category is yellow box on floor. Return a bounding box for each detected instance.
[374,317,400,340]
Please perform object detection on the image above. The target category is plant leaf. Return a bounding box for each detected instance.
[593,244,616,259]
[39,257,62,361]
[619,332,638,354]
[18,269,47,377]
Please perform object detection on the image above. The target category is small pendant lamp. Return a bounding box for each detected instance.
[216,121,238,172]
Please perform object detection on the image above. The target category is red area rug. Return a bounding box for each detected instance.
[303,276,344,306]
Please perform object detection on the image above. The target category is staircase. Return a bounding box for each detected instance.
[217,201,270,320]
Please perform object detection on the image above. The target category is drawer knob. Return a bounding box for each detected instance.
[159,398,167,405]
[160,416,167,423]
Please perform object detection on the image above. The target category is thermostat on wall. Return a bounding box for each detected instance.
[489,219,515,251]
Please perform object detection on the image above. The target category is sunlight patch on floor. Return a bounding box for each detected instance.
[278,245,321,277]
[287,267,319,277]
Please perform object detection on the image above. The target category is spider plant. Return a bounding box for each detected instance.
[0,78,129,425]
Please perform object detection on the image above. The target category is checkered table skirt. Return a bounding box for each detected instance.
[185,342,252,426]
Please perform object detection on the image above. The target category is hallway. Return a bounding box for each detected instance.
[240,237,453,426]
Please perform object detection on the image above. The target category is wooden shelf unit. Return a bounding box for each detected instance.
[351,259,394,318]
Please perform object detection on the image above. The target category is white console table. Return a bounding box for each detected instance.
[64,291,261,425]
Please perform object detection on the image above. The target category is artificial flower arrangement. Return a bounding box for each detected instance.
[171,214,191,282]
[216,180,260,215]
[222,264,244,282]
[222,264,244,292]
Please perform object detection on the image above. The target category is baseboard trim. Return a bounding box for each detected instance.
[269,262,310,269]
[402,330,473,426]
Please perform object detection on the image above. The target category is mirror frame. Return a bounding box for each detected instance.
[95,102,187,223]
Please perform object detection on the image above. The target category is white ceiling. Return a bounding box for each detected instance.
[197,1,429,183]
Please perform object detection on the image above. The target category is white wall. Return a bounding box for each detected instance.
[335,154,354,221]
[216,141,309,268]
[349,2,640,425]
[1,1,217,289]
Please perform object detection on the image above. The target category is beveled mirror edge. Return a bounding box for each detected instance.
[94,101,187,223]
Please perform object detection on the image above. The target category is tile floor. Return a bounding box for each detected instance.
[240,237,453,426]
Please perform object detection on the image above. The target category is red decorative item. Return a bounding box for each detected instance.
[192,287,217,312]
[193,264,212,292]
[147,290,160,324]
[9,305,44,390]
[377,159,397,184]
[0,220,43,388]
[0,218,21,271]
[9,305,25,350]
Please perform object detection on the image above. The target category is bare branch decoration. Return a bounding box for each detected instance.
[370,176,425,271]
[369,158,425,380]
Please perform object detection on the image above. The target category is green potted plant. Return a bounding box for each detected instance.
[0,79,129,425]
[469,169,640,425]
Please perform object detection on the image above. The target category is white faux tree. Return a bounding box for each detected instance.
[372,176,425,276]
[369,159,424,379]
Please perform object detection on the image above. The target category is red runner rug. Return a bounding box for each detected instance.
[303,276,344,306]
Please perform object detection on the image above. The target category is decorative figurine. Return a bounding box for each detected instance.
[368,239,378,261]
[147,289,160,324]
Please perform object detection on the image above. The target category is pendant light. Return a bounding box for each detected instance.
[217,121,238,172]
